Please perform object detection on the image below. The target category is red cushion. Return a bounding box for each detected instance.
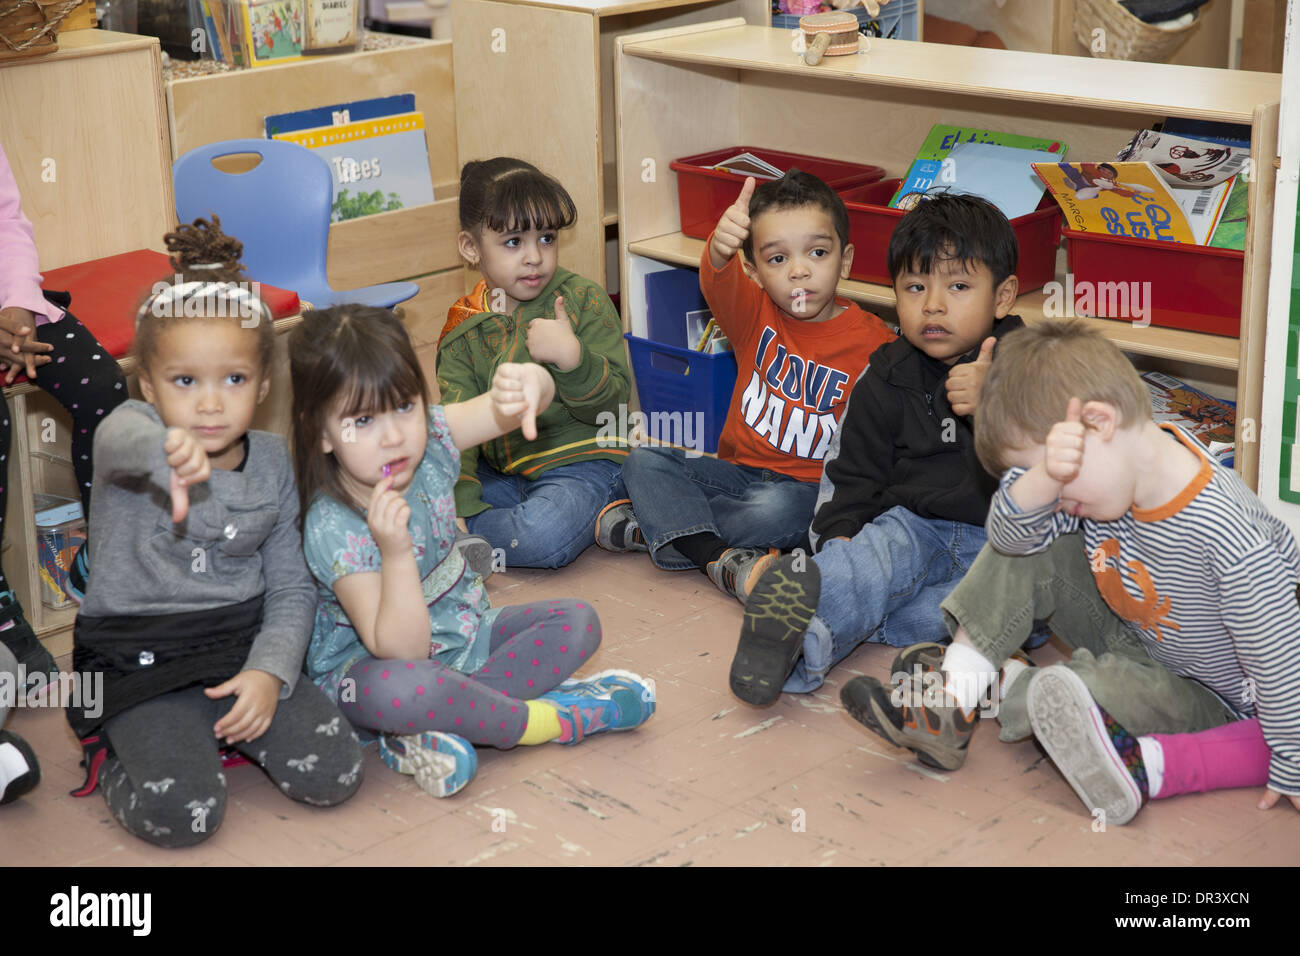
[38,249,301,362]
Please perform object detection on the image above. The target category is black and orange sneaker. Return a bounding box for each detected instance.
[730,555,819,705]
[595,499,647,553]
[839,671,979,771]
[706,547,776,604]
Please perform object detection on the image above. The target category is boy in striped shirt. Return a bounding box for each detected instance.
[841,321,1300,824]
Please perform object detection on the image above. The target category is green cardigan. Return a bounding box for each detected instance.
[437,267,631,517]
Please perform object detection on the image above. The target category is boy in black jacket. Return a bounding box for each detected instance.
[729,194,1023,705]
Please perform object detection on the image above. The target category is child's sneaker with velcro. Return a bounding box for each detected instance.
[377,731,477,798]
[1027,665,1148,826]
[539,669,656,744]
[594,499,647,553]
[840,669,980,771]
[706,547,775,604]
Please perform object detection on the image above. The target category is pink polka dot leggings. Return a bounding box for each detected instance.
[340,599,600,748]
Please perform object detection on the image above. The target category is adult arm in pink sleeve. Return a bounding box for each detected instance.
[0,142,64,324]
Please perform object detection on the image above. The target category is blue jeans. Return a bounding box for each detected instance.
[466,458,625,569]
[784,506,986,693]
[621,445,819,570]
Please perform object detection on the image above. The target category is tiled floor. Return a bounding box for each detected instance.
[5,546,1298,866]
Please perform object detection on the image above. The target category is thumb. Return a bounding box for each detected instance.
[978,336,996,363]
[170,470,190,524]
[553,295,568,322]
[520,397,538,442]
[736,176,756,207]
[204,678,236,699]
[1064,396,1082,425]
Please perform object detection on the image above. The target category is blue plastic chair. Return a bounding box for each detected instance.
[172,138,418,309]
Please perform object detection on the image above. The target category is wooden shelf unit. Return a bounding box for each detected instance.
[452,0,770,289]
[615,20,1281,486]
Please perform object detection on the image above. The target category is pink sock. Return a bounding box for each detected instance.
[1147,719,1270,798]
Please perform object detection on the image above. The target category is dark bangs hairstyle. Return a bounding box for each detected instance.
[135,216,275,378]
[459,157,578,236]
[288,305,430,523]
[741,168,850,264]
[886,193,1018,286]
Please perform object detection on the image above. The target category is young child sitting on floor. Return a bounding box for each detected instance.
[601,171,895,602]
[841,321,1300,824]
[730,193,1022,704]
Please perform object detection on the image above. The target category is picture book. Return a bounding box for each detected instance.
[888,124,1068,209]
[1141,371,1235,467]
[1158,118,1251,149]
[265,93,416,138]
[272,111,435,221]
[1115,129,1250,188]
[1032,161,1230,245]
[304,0,358,55]
[240,0,305,68]
[1207,174,1248,251]
[925,141,1055,219]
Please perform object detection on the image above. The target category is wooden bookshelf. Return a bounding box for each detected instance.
[615,20,1281,486]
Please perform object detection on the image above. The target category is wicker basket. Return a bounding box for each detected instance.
[1072,0,1205,62]
[0,0,83,61]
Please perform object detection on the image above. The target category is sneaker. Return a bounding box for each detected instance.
[0,591,55,694]
[1027,665,1148,826]
[453,533,495,582]
[594,499,647,553]
[538,669,657,745]
[66,541,88,605]
[839,671,979,771]
[888,642,1035,714]
[730,555,819,705]
[377,731,477,798]
[0,730,40,804]
[706,547,776,604]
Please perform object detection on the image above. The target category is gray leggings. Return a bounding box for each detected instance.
[339,599,601,748]
[101,678,363,848]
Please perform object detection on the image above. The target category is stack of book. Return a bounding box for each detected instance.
[200,0,360,68]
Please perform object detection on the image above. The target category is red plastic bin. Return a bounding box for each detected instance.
[1063,228,1244,337]
[840,179,1063,291]
[671,146,885,240]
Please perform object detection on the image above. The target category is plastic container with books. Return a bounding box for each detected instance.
[1062,228,1244,337]
[625,333,737,456]
[839,179,1063,291]
[671,147,885,240]
[35,494,86,611]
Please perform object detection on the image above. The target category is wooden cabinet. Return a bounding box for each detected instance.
[452,0,770,289]
[615,20,1281,487]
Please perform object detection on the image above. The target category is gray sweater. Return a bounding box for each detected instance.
[81,400,314,695]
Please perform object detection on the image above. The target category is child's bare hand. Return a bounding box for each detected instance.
[206,669,281,743]
[0,307,53,383]
[164,427,211,522]
[525,296,581,371]
[946,336,996,417]
[1258,788,1300,812]
[491,362,555,440]
[709,176,756,268]
[366,475,412,556]
[1043,397,1086,486]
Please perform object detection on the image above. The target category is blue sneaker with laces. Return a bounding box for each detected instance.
[377,731,477,798]
[538,669,657,745]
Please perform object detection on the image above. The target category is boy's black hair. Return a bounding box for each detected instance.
[459,157,577,235]
[886,193,1018,286]
[741,168,850,263]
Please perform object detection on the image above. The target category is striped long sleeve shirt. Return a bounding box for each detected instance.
[988,424,1300,795]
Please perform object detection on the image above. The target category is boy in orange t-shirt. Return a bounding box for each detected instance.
[598,171,895,601]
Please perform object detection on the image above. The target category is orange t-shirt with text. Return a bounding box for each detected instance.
[700,241,896,483]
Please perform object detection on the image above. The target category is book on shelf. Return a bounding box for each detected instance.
[236,0,306,68]
[1158,118,1251,149]
[1207,174,1248,251]
[888,124,1068,211]
[265,93,416,138]
[271,112,435,221]
[1116,129,1250,189]
[1141,371,1235,467]
[711,152,783,180]
[1032,161,1231,245]
[303,0,360,55]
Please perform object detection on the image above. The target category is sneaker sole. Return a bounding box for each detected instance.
[1027,667,1141,826]
[731,558,819,706]
[378,732,477,798]
[840,677,969,772]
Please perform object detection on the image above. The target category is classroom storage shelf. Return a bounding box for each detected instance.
[614,20,1281,487]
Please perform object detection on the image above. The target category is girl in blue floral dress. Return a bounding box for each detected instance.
[289,306,654,798]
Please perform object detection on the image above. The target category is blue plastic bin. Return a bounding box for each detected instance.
[771,0,920,41]
[626,333,738,455]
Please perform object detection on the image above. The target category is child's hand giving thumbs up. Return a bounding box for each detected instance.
[709,176,756,271]
[946,335,996,417]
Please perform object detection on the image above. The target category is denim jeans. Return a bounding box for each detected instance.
[621,446,820,570]
[467,457,625,569]
[784,506,986,693]
[941,532,1237,741]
